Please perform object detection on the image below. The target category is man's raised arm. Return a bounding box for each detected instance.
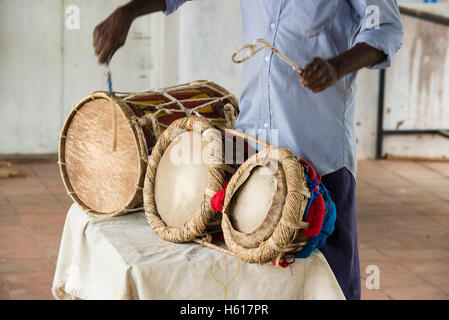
[93,0,189,63]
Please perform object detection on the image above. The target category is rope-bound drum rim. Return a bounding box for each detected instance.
[58,92,149,218]
[143,116,229,243]
[221,147,311,264]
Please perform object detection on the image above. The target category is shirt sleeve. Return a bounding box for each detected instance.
[163,0,191,15]
[350,0,404,70]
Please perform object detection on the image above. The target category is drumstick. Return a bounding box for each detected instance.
[105,62,113,96]
[232,38,304,74]
[216,125,272,149]
[105,62,118,151]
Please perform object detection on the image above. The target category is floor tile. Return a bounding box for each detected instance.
[0,177,49,197]
[398,259,449,275]
[2,272,54,289]
[6,194,61,207]
[0,258,54,273]
[382,284,448,300]
[0,286,12,300]
[0,225,47,260]
[361,288,392,300]
[0,204,20,226]
[380,249,441,261]
[9,285,54,300]
[426,215,449,228]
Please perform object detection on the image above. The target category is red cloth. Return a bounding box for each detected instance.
[303,192,325,238]
[271,259,292,268]
[210,181,229,213]
[299,159,326,238]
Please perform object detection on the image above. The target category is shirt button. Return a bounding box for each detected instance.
[265,56,270,63]
[263,122,269,128]
[270,23,276,29]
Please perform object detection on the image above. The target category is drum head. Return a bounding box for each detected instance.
[229,162,287,248]
[64,98,141,214]
[155,130,211,227]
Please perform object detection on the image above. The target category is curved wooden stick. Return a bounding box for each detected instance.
[232,38,304,73]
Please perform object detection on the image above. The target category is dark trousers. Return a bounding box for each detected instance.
[320,168,361,300]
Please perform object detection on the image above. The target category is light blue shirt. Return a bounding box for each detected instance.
[164,0,403,177]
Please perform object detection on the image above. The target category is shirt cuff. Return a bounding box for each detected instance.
[163,0,187,15]
[353,29,403,70]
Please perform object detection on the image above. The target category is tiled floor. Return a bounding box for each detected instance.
[0,157,448,300]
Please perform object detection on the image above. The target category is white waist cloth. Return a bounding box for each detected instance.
[52,204,344,300]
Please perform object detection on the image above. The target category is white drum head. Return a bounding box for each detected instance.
[229,162,287,248]
[230,166,277,233]
[155,130,212,228]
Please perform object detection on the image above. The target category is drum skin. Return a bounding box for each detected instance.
[155,131,211,228]
[229,164,287,248]
[59,93,149,217]
[65,98,141,214]
[231,166,277,233]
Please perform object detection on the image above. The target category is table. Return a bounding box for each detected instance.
[52,204,344,300]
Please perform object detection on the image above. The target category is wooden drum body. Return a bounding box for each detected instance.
[59,81,238,217]
[221,148,311,264]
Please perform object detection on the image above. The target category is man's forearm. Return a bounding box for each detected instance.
[93,0,167,63]
[328,42,387,79]
[121,0,166,19]
[300,42,387,92]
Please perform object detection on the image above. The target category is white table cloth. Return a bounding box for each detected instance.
[52,204,344,300]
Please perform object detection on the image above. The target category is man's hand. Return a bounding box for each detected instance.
[299,43,387,93]
[299,58,339,93]
[93,7,134,64]
[93,0,166,64]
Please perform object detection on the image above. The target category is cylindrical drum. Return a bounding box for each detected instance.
[58,81,239,217]
[143,116,249,243]
[221,147,312,263]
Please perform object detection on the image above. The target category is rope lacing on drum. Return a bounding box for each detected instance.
[121,82,238,130]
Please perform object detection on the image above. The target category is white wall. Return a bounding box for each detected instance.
[354,69,380,160]
[382,13,449,159]
[1,0,447,160]
[149,0,242,96]
[0,0,63,154]
[0,0,154,154]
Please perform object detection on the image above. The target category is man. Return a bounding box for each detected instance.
[93,0,403,300]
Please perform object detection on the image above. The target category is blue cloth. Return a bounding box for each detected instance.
[164,0,403,177]
[296,182,337,259]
